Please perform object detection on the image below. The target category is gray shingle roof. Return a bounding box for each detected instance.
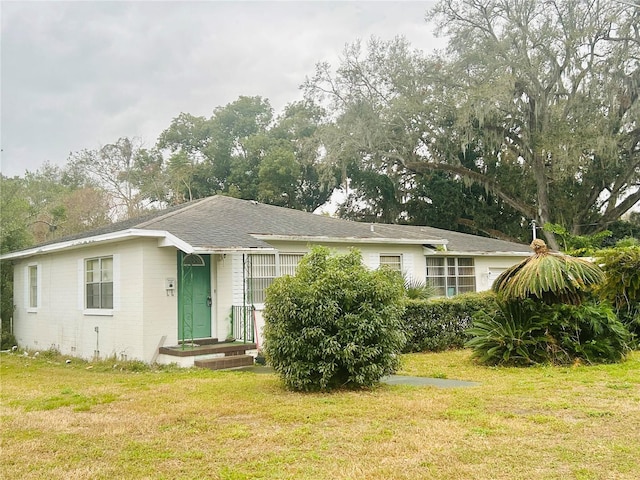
[6,195,531,256]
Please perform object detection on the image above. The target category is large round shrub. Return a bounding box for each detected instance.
[263,246,406,391]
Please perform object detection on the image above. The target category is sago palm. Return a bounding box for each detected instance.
[493,239,604,305]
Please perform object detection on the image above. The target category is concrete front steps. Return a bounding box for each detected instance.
[156,338,257,369]
[195,354,254,370]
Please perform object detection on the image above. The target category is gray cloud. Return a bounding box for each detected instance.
[1,0,441,177]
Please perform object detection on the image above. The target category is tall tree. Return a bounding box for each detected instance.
[22,163,69,242]
[0,175,33,336]
[305,0,640,247]
[266,101,337,211]
[204,96,274,198]
[431,0,640,248]
[0,175,33,254]
[156,97,336,211]
[304,37,527,233]
[19,163,111,243]
[157,97,273,200]
[157,112,220,203]
[68,137,153,219]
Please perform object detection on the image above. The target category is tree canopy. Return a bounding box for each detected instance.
[304,0,640,247]
[5,0,639,246]
[156,96,337,211]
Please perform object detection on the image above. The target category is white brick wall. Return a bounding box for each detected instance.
[10,236,528,363]
[12,239,175,362]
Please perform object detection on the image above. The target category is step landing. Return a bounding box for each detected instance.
[159,341,257,357]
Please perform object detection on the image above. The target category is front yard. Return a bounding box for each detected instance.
[1,349,639,479]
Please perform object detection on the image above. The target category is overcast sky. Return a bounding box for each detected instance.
[1,0,445,178]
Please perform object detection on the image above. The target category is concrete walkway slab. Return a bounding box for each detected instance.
[230,365,479,388]
[382,375,479,388]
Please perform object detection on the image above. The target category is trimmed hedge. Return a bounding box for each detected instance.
[402,291,499,353]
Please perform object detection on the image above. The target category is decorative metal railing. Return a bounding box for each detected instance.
[179,254,195,348]
[230,305,255,343]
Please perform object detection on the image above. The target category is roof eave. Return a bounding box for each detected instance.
[192,247,278,254]
[251,234,448,245]
[423,248,531,257]
[1,229,195,261]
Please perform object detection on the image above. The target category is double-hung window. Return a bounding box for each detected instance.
[85,257,113,309]
[248,253,304,303]
[426,257,476,297]
[379,254,402,272]
[27,264,39,310]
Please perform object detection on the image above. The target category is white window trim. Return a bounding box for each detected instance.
[379,254,403,272]
[79,254,119,316]
[25,263,41,313]
[248,252,304,306]
[426,256,476,297]
[83,309,114,316]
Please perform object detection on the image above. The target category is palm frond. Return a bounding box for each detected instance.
[403,276,435,300]
[493,240,603,305]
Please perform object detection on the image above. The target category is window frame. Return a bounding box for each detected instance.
[26,263,40,312]
[84,256,114,313]
[248,252,304,304]
[425,256,476,297]
[379,254,403,272]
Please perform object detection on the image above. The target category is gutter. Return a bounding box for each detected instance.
[423,248,531,257]
[192,247,277,254]
[251,234,449,246]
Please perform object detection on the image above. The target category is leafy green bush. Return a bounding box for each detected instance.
[402,291,498,352]
[549,302,630,364]
[263,246,406,391]
[467,300,550,366]
[468,239,629,366]
[466,300,630,365]
[402,276,435,300]
[1,329,17,350]
[597,246,640,343]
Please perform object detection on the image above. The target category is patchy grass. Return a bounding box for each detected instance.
[1,349,639,479]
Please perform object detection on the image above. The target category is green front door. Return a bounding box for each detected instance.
[178,253,212,341]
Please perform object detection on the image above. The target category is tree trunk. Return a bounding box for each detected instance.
[533,154,560,250]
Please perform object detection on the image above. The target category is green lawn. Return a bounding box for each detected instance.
[1,349,639,479]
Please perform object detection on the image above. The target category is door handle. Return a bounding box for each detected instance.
[206,296,212,307]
